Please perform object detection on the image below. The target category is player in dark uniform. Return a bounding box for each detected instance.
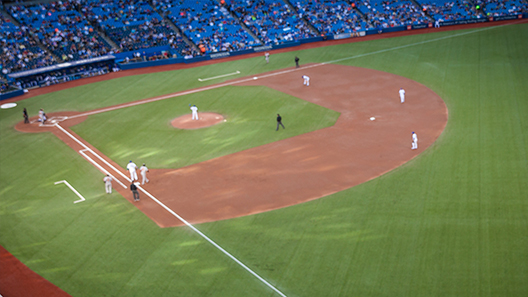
[23,108,29,124]
[276,114,285,131]
[295,56,300,68]
[130,183,140,201]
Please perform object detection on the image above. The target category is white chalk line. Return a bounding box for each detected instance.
[54,180,85,203]
[53,123,287,297]
[79,149,127,189]
[198,70,240,81]
[66,25,504,121]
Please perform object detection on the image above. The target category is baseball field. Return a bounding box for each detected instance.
[1,21,527,296]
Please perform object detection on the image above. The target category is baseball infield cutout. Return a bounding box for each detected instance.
[171,112,225,129]
[14,64,447,228]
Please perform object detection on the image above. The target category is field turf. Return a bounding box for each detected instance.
[1,23,527,296]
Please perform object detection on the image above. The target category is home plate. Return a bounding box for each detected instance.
[370,117,376,121]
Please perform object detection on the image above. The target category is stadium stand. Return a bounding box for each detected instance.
[292,0,368,35]
[481,0,528,16]
[8,1,113,62]
[159,0,260,54]
[358,0,430,28]
[419,0,482,21]
[0,13,56,74]
[227,0,316,44]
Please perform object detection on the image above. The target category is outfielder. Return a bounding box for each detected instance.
[302,75,310,86]
[103,174,113,194]
[399,88,405,103]
[190,104,199,120]
[411,132,418,150]
[265,52,269,63]
[127,160,138,182]
[140,163,149,185]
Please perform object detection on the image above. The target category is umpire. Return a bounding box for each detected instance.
[276,114,285,131]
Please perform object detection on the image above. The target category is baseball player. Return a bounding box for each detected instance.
[302,75,310,86]
[295,56,300,68]
[276,114,285,131]
[399,88,405,103]
[190,104,199,120]
[103,174,113,194]
[127,160,138,182]
[265,52,269,64]
[411,132,418,150]
[140,163,149,185]
[38,109,44,122]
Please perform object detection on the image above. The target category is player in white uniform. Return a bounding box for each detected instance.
[411,132,418,150]
[140,163,149,185]
[38,109,44,122]
[302,75,310,86]
[190,105,199,120]
[103,174,113,194]
[265,52,269,64]
[399,88,405,103]
[127,161,138,182]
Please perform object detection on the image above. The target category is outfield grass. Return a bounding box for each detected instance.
[1,23,527,297]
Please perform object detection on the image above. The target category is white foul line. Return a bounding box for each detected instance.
[54,180,85,203]
[79,149,127,189]
[198,70,241,82]
[53,123,287,297]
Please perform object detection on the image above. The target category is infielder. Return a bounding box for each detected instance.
[265,52,269,64]
[399,88,405,103]
[411,132,418,150]
[302,75,310,86]
[190,104,199,120]
[103,174,113,194]
[140,163,149,185]
[127,160,138,182]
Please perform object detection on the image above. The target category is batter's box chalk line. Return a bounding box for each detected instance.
[54,180,86,203]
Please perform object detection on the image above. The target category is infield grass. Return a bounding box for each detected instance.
[1,23,527,297]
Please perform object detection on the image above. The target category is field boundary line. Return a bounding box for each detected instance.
[53,123,287,297]
[198,70,240,81]
[54,180,85,203]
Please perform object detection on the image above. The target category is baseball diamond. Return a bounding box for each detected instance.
[1,18,527,297]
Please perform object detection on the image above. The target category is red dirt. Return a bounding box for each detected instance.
[0,246,71,297]
[4,18,524,296]
[171,112,225,129]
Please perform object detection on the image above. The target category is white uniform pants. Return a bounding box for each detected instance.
[412,140,418,149]
[304,79,309,86]
[105,183,112,194]
[400,94,405,103]
[141,172,149,185]
[192,111,198,120]
[129,170,138,181]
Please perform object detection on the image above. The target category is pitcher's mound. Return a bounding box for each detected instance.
[171,112,225,129]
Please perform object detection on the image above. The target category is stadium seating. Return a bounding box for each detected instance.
[227,0,316,44]
[0,13,56,74]
[292,0,368,35]
[419,0,481,21]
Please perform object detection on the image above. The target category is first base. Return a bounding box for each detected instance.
[370,117,375,121]
[253,77,258,80]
